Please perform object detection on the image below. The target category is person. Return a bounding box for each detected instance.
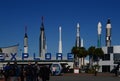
[3,62,11,81]
[24,62,34,81]
[94,67,98,76]
[39,65,51,81]
[0,69,3,78]
[20,65,24,81]
[10,61,20,81]
[115,63,120,77]
[33,62,40,81]
[52,66,56,76]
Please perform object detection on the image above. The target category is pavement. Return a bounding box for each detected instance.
[50,73,120,81]
[0,73,120,81]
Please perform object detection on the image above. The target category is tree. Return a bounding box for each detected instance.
[77,47,87,68]
[71,46,79,56]
[94,48,104,65]
[72,46,88,68]
[0,48,2,53]
[88,46,96,68]
[71,46,79,67]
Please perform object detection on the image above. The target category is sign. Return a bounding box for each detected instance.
[74,68,79,74]
[0,53,74,61]
[50,63,62,75]
[0,53,5,61]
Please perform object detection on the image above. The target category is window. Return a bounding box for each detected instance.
[114,53,120,63]
[108,47,113,54]
[102,65,110,72]
[102,54,110,61]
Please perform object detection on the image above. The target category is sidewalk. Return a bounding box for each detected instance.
[0,73,118,81]
[0,78,4,81]
[63,72,115,77]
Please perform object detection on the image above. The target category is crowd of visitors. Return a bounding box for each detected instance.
[2,61,51,81]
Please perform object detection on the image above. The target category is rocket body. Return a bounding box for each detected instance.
[24,27,28,54]
[39,18,47,58]
[24,37,28,53]
[58,26,62,53]
[97,22,102,47]
[106,19,111,47]
[76,23,81,47]
[81,38,83,47]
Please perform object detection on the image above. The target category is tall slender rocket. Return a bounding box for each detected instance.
[106,19,112,47]
[74,23,81,68]
[39,17,47,58]
[24,26,28,53]
[58,26,62,53]
[76,23,81,47]
[81,38,83,47]
[97,22,102,48]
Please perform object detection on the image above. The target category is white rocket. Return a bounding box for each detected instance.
[24,26,28,53]
[76,23,81,47]
[106,19,111,47]
[97,22,102,47]
[81,38,83,47]
[75,23,81,68]
[58,26,62,53]
[98,22,102,35]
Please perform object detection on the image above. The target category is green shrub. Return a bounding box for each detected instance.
[87,69,95,74]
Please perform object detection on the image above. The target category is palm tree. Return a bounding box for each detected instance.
[94,48,104,65]
[82,48,88,67]
[0,48,2,53]
[88,46,96,68]
[71,46,79,67]
[77,47,84,68]
[77,47,87,68]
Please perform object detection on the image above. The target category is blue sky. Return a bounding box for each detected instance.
[0,0,120,58]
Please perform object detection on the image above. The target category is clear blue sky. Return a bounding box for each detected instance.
[0,0,120,57]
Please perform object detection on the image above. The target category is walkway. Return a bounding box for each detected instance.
[0,73,119,81]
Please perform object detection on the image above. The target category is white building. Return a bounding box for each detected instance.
[0,44,19,60]
[99,46,120,72]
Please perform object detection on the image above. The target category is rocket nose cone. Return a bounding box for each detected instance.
[98,22,102,27]
[77,23,80,28]
[107,19,111,24]
[59,26,61,30]
[98,22,102,35]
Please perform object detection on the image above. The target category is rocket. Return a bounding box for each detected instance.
[106,19,112,47]
[76,23,81,47]
[97,22,102,47]
[39,17,47,58]
[81,38,83,47]
[75,23,81,68]
[58,26,62,53]
[98,22,102,35]
[24,26,28,53]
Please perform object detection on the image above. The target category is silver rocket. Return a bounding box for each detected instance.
[24,26,28,53]
[39,17,47,58]
[106,19,111,47]
[75,23,81,68]
[58,26,62,53]
[76,23,81,47]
